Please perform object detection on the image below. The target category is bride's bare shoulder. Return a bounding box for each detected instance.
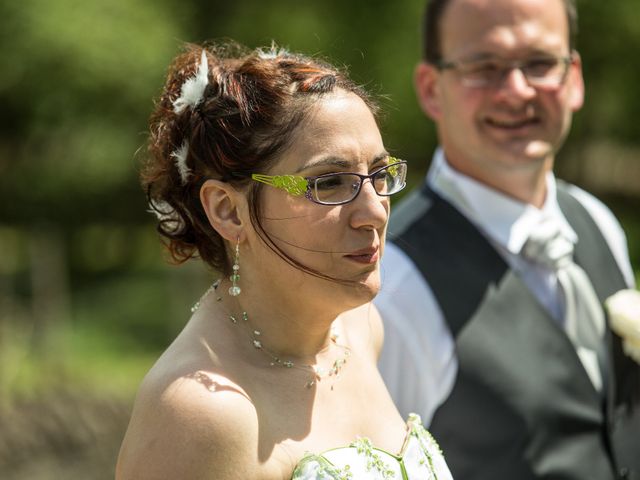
[116,365,260,480]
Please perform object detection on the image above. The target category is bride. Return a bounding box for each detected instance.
[116,41,452,480]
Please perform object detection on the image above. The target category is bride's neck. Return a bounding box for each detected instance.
[214,278,341,360]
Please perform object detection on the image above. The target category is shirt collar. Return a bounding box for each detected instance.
[427,148,577,254]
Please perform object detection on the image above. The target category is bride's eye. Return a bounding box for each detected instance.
[315,174,346,190]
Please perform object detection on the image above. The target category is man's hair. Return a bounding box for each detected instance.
[422,0,578,63]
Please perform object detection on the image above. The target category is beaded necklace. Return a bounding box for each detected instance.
[192,281,351,389]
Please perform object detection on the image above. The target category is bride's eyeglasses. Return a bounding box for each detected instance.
[250,158,407,206]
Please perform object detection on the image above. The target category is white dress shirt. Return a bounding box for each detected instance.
[376,148,636,425]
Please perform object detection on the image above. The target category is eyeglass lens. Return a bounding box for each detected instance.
[458,57,570,88]
[312,163,407,205]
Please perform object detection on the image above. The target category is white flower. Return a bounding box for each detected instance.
[173,50,209,114]
[605,289,640,364]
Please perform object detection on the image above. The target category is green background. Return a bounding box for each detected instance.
[0,0,638,478]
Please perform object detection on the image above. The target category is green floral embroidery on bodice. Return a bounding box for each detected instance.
[291,414,453,480]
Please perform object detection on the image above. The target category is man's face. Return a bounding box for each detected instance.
[416,0,584,185]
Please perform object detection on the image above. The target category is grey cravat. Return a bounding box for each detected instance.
[523,216,606,391]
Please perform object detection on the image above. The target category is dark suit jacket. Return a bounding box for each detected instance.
[392,182,640,480]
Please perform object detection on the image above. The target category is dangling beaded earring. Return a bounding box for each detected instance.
[229,237,241,297]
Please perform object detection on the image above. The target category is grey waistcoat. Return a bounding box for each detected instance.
[390,182,640,480]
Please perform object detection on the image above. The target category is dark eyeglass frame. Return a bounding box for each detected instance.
[436,53,574,89]
[250,159,408,206]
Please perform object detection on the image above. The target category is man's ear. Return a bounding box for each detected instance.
[200,179,247,242]
[414,61,443,121]
[567,51,585,112]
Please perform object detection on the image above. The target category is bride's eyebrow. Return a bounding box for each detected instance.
[371,151,391,165]
[294,157,353,173]
[295,151,390,173]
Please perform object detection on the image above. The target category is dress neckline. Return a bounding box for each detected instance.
[291,414,450,480]
[320,413,419,459]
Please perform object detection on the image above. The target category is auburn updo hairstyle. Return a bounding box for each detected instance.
[142,41,378,275]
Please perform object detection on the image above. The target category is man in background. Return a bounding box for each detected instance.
[376,0,640,478]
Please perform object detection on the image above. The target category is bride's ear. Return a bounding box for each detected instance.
[200,179,247,242]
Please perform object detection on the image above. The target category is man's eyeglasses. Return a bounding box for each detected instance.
[436,54,573,89]
[251,158,408,206]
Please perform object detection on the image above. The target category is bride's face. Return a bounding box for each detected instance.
[248,90,391,308]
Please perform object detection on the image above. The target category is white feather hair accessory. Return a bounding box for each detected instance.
[172,50,210,114]
[171,141,191,185]
[147,198,185,232]
[257,44,290,60]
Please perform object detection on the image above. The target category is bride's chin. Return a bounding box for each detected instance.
[313,269,380,308]
[345,277,380,305]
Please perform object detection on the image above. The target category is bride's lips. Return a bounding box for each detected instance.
[344,246,379,264]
